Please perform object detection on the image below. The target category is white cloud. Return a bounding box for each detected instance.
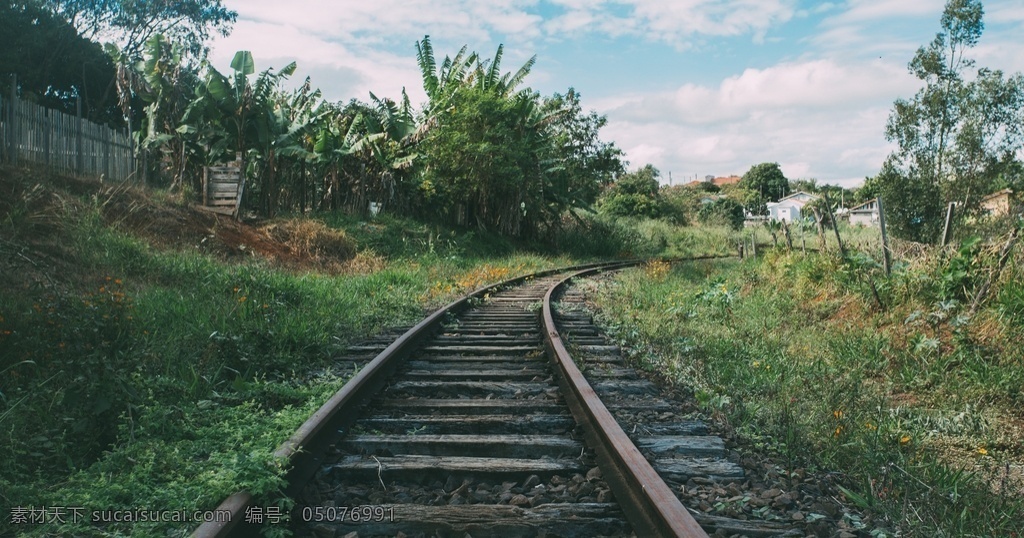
[626,0,796,41]
[822,0,944,25]
[208,19,426,105]
[596,59,915,186]
[987,3,1024,23]
[542,0,799,47]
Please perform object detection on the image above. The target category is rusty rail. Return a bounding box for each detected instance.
[541,262,711,538]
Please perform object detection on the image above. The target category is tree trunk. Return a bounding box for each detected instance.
[781,220,793,251]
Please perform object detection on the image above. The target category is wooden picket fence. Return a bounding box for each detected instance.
[0,84,139,182]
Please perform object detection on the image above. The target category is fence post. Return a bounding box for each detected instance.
[877,197,892,276]
[44,108,51,168]
[941,202,956,246]
[103,126,109,181]
[9,74,18,165]
[823,192,847,259]
[76,95,84,175]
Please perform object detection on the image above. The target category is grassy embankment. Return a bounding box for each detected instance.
[593,223,1024,536]
[0,167,580,537]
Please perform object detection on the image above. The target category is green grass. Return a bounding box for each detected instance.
[592,246,1024,537]
[0,183,578,537]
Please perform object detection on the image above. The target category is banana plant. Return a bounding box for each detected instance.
[132,34,200,189]
[309,101,368,211]
[248,78,324,216]
[180,50,297,213]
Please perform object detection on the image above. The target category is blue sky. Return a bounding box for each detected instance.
[209,0,1024,188]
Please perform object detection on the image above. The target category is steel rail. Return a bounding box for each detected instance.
[541,260,715,537]
[191,260,635,538]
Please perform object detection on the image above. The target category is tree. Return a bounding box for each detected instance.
[538,89,625,219]
[882,0,1024,239]
[698,198,745,230]
[415,37,622,237]
[887,0,982,189]
[790,178,819,193]
[420,84,541,235]
[864,160,944,242]
[598,164,662,218]
[41,0,236,61]
[0,2,120,125]
[740,162,789,213]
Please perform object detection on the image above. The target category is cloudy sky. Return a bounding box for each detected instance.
[208,0,1024,188]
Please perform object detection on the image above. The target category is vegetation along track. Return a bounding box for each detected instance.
[195,259,800,537]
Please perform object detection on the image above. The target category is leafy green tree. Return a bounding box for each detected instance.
[698,198,745,230]
[740,162,789,212]
[415,37,623,238]
[864,161,944,242]
[416,37,478,121]
[886,0,982,189]
[598,164,662,218]
[420,84,541,235]
[0,2,120,125]
[42,0,236,61]
[177,51,298,213]
[538,89,625,219]
[248,78,325,216]
[790,178,819,193]
[339,91,420,216]
[945,68,1024,207]
[882,0,1024,238]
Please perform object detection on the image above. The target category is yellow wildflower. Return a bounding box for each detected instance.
[977,447,989,456]
[900,435,911,445]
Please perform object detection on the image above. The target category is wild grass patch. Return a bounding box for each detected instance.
[592,247,1024,536]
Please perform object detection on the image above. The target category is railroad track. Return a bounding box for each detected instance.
[194,260,803,537]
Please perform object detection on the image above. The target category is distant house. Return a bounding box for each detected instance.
[682,175,740,189]
[980,189,1015,217]
[712,175,741,188]
[765,191,819,222]
[699,194,722,205]
[848,199,880,226]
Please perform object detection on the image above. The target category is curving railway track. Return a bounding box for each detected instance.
[194,260,803,537]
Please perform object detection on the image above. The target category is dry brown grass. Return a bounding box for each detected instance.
[341,250,388,275]
[261,219,357,263]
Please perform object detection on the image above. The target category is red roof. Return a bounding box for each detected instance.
[712,175,741,187]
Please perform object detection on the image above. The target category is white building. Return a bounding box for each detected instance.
[765,192,819,222]
[848,199,880,226]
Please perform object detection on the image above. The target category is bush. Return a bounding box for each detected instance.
[553,212,649,258]
[698,198,745,230]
